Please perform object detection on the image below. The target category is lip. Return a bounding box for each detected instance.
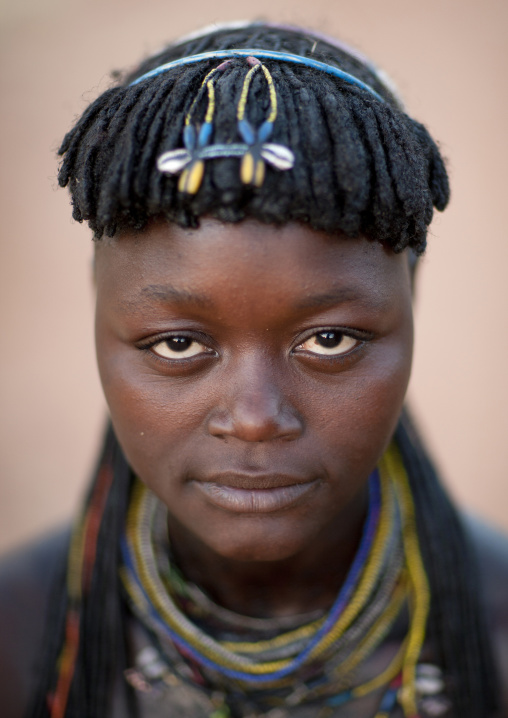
[192,476,320,513]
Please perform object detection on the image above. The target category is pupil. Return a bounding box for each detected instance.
[316,331,342,348]
[168,337,191,352]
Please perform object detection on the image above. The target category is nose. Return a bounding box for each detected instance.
[207,358,304,442]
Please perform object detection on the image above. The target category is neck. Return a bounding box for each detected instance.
[167,485,369,619]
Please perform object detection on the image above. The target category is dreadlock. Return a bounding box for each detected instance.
[57,24,448,253]
[27,22,499,718]
[396,412,499,716]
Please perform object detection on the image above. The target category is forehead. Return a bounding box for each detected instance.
[94,219,411,312]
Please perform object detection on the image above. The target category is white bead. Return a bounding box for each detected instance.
[416,675,445,695]
[416,663,443,679]
[137,646,159,667]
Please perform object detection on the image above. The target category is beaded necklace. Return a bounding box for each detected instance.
[120,444,432,717]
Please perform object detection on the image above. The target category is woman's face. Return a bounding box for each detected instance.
[95,219,413,562]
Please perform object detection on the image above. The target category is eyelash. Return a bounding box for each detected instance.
[137,332,216,363]
[292,328,371,359]
[137,327,372,365]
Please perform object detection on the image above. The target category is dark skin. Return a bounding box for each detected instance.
[94,218,413,617]
[1,218,508,717]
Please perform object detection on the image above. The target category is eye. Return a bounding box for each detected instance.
[295,330,360,356]
[150,336,211,360]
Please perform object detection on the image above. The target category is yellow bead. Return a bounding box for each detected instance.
[179,161,205,194]
[178,167,189,193]
[188,160,205,194]
[254,159,265,187]
[240,152,255,184]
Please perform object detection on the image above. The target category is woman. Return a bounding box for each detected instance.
[0,21,507,718]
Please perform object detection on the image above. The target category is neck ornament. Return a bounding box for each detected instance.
[120,444,433,717]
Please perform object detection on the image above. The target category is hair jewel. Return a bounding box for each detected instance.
[156,56,295,195]
[159,63,224,194]
[236,57,293,187]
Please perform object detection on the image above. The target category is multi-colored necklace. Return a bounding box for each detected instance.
[120,444,437,718]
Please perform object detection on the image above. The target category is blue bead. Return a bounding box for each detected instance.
[258,120,273,142]
[198,122,213,147]
[327,691,352,707]
[379,688,398,712]
[183,124,196,150]
[238,119,256,145]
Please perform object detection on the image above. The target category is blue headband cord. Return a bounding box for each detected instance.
[132,49,387,194]
[130,48,385,102]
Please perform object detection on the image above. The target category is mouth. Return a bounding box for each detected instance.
[192,475,320,513]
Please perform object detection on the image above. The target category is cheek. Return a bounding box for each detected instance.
[307,334,413,474]
[96,309,413,499]
[95,333,209,478]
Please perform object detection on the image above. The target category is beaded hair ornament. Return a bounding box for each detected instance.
[154,55,294,194]
[130,47,393,195]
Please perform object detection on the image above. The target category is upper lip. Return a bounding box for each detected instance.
[194,473,315,490]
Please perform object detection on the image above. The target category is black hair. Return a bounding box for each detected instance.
[396,412,499,716]
[28,22,499,718]
[57,23,449,254]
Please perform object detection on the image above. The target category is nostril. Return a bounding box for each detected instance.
[207,410,234,440]
[207,402,303,442]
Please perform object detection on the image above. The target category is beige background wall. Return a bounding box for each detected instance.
[0,0,507,552]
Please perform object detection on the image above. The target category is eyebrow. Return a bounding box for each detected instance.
[140,284,211,308]
[130,284,386,312]
[295,287,387,311]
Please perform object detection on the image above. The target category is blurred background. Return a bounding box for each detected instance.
[0,0,507,552]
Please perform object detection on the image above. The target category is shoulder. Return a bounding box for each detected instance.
[463,515,508,716]
[0,526,70,718]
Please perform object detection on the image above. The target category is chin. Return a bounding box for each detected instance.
[198,517,310,563]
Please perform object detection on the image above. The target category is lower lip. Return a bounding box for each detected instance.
[193,480,319,514]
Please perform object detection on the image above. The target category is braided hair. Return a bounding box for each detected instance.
[28,22,498,718]
[58,23,448,253]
